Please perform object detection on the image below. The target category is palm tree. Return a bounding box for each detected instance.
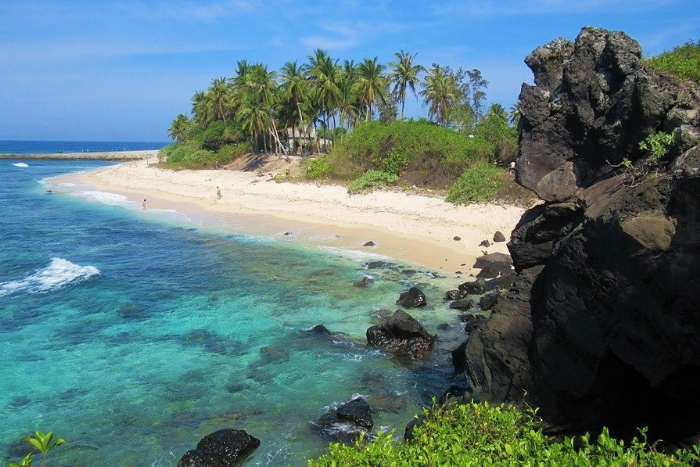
[191,90,210,125]
[355,57,388,122]
[280,61,308,151]
[336,73,359,132]
[388,50,423,119]
[307,49,341,144]
[208,77,232,122]
[509,103,521,127]
[420,64,460,125]
[486,103,509,123]
[168,114,191,142]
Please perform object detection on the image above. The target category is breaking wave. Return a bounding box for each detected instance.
[0,258,100,297]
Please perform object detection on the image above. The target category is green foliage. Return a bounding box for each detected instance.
[347,170,398,194]
[639,131,675,162]
[321,120,495,179]
[308,401,700,467]
[474,104,519,166]
[644,40,700,83]
[160,141,250,169]
[303,155,333,179]
[7,454,32,467]
[446,163,504,204]
[7,431,66,467]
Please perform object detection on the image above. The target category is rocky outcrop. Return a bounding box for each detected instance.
[366,309,435,360]
[462,27,700,444]
[396,287,427,308]
[179,429,260,467]
[313,397,374,443]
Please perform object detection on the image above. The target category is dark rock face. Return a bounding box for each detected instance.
[463,27,700,444]
[396,287,427,308]
[366,309,435,360]
[179,429,260,467]
[314,397,374,443]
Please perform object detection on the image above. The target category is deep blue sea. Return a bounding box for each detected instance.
[1,158,465,466]
[0,140,168,155]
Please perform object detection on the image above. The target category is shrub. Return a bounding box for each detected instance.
[303,156,333,179]
[347,170,399,194]
[217,142,252,164]
[644,40,700,83]
[308,401,700,466]
[446,163,504,204]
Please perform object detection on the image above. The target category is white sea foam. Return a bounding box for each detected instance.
[0,258,100,297]
[12,162,29,168]
[77,190,133,207]
[318,246,392,263]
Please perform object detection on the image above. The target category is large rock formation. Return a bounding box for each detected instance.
[462,27,700,444]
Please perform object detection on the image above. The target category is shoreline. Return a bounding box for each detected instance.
[53,158,528,274]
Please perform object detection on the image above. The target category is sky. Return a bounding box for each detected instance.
[1,0,699,142]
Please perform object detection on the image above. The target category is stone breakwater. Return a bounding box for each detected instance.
[0,150,158,160]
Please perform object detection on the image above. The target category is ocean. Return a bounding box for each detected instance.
[0,140,168,155]
[0,158,466,466]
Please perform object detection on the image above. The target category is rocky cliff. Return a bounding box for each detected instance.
[462,27,700,444]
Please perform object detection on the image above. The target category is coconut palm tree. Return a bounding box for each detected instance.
[280,61,308,151]
[388,50,423,119]
[208,77,232,122]
[307,49,341,141]
[420,64,460,125]
[355,57,388,122]
[168,114,191,142]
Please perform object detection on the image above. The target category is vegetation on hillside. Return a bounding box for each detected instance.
[160,48,532,204]
[308,401,700,466]
[644,39,700,83]
[162,49,503,163]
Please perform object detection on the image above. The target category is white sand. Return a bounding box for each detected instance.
[63,159,527,274]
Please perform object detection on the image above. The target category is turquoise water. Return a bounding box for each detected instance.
[1,159,465,466]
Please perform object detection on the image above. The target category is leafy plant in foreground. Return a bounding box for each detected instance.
[308,401,700,466]
[6,431,65,467]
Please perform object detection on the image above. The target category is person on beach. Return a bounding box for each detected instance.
[217,187,221,199]
[142,199,147,210]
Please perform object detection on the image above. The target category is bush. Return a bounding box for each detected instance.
[446,163,504,204]
[312,120,498,190]
[303,156,333,179]
[308,401,700,466]
[347,170,399,194]
[217,142,252,164]
[644,40,700,83]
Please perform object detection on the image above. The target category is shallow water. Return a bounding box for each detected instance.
[0,159,467,466]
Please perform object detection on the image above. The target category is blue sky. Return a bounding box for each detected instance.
[1,0,698,142]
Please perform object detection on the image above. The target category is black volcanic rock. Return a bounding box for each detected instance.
[179,429,260,467]
[366,309,435,360]
[314,397,374,443]
[462,27,700,445]
[396,287,427,308]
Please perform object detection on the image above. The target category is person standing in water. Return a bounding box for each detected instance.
[142,199,147,210]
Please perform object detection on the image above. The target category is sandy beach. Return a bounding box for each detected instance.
[59,154,528,275]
